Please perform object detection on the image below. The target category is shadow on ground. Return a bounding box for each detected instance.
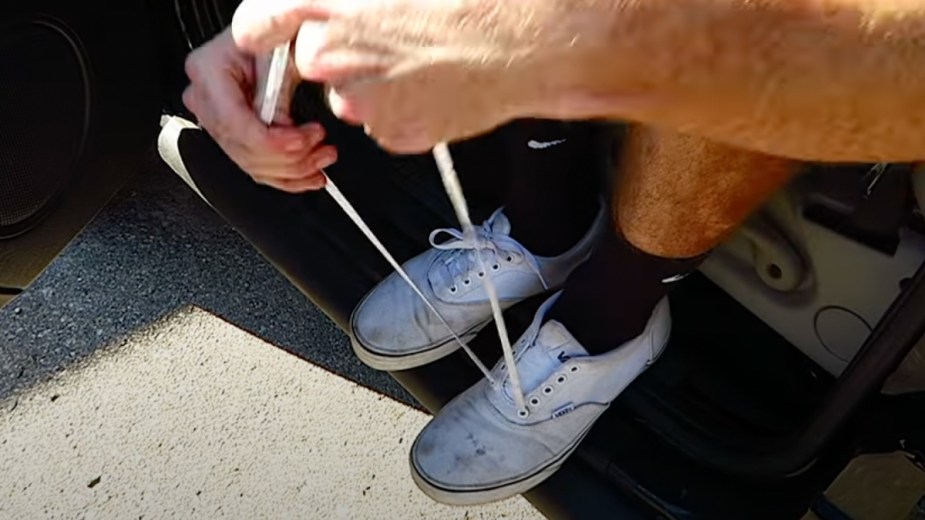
[0,158,414,407]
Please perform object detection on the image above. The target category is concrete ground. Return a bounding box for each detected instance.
[0,164,542,519]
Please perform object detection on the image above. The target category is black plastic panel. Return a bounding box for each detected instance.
[0,0,162,295]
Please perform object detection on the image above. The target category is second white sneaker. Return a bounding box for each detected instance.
[410,293,671,505]
[350,205,605,370]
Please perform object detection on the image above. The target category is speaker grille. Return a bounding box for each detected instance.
[0,19,89,238]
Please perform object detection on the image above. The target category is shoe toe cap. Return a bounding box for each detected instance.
[352,276,441,354]
[411,387,553,492]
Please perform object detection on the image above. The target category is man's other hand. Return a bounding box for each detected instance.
[183,28,337,193]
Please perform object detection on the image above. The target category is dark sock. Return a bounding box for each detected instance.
[502,119,604,256]
[547,230,706,354]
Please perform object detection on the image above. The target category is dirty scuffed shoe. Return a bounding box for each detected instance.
[410,293,671,505]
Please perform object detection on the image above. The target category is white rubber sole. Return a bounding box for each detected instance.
[350,319,492,371]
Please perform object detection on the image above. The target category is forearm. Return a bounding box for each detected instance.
[545,0,925,162]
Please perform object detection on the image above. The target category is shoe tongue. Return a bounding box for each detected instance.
[486,211,511,236]
[428,210,511,291]
[509,320,588,395]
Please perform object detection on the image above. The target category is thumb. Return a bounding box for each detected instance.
[232,0,332,54]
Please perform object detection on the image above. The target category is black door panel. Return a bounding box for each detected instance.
[0,0,162,305]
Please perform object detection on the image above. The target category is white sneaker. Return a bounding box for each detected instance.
[409,293,671,505]
[349,206,605,370]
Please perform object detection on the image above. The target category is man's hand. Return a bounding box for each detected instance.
[232,0,587,153]
[183,28,338,192]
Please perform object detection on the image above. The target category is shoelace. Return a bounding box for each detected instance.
[433,143,529,415]
[261,45,530,416]
[429,214,548,291]
[497,293,559,407]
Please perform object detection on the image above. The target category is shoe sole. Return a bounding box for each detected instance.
[350,319,493,371]
[409,412,599,506]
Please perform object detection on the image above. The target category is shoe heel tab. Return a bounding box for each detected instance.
[647,298,672,363]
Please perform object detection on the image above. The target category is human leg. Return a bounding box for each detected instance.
[549,125,798,352]
[501,119,602,257]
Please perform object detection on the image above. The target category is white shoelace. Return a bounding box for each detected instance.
[429,214,548,291]
[261,45,530,416]
[433,143,528,414]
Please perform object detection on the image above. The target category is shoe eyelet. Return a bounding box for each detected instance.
[491,264,500,271]
[463,278,471,285]
[449,286,458,293]
[517,409,529,418]
[506,255,514,262]
[556,375,567,384]
[529,396,541,406]
[569,365,580,373]
[542,386,554,395]
[477,272,485,278]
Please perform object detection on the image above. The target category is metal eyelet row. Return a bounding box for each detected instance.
[521,367,577,412]
[452,264,502,292]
